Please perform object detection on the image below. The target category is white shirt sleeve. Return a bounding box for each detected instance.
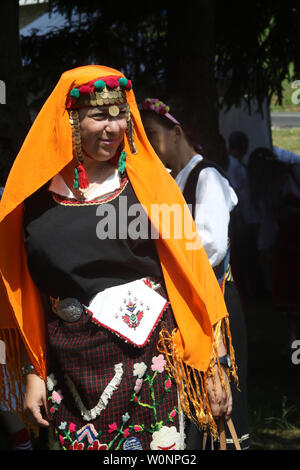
[194,168,238,267]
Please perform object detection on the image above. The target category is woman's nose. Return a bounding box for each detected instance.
[104,118,121,133]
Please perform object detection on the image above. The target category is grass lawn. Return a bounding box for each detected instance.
[272,128,300,156]
[246,298,300,450]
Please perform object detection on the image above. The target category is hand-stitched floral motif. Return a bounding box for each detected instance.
[47,349,181,451]
[87,440,107,450]
[164,378,172,391]
[151,354,166,373]
[68,440,84,451]
[108,422,118,434]
[133,362,147,378]
[150,426,181,450]
[122,412,130,424]
[122,300,144,330]
[134,378,143,393]
[123,437,143,450]
[47,373,57,391]
[58,421,67,431]
[51,390,63,404]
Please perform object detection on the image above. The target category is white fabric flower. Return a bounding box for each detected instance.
[47,373,57,391]
[150,426,181,451]
[133,362,147,379]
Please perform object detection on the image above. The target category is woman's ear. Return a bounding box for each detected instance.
[173,124,183,137]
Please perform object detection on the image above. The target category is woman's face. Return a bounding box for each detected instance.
[142,115,177,167]
[79,104,128,162]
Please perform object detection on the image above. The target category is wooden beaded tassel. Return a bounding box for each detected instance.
[69,110,89,189]
[125,111,137,155]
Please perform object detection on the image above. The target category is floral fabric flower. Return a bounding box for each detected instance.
[108,422,118,433]
[151,354,166,373]
[47,373,57,392]
[133,362,147,379]
[68,440,84,451]
[69,422,77,433]
[51,390,63,404]
[150,426,181,451]
[122,412,130,423]
[134,378,143,393]
[87,440,107,450]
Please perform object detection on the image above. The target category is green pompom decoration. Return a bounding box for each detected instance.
[118,77,128,88]
[73,167,79,189]
[118,150,127,175]
[70,88,80,99]
[94,79,106,91]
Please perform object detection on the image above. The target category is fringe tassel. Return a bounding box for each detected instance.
[0,328,23,414]
[157,317,239,440]
[0,329,40,436]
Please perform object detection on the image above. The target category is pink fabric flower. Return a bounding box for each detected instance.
[69,422,77,433]
[59,434,65,446]
[134,378,143,393]
[50,406,55,415]
[123,428,130,438]
[151,354,166,373]
[170,409,177,418]
[108,422,118,433]
[51,390,63,404]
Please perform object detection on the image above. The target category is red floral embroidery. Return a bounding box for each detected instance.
[87,440,107,450]
[108,422,118,433]
[69,440,84,450]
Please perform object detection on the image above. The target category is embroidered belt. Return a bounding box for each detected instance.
[50,277,168,348]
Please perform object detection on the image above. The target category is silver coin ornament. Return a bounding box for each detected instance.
[55,298,83,322]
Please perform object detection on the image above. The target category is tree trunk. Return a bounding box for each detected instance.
[166,2,220,163]
[0,0,31,182]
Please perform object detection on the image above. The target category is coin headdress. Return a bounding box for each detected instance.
[66,75,137,189]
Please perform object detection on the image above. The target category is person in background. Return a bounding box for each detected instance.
[226,131,261,299]
[141,98,249,450]
[273,145,300,164]
[248,147,300,352]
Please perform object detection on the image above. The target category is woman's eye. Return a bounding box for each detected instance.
[92,113,105,119]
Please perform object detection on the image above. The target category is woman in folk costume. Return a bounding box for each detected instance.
[0,66,237,451]
[140,98,249,449]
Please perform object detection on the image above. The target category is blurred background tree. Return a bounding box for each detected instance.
[0,0,299,178]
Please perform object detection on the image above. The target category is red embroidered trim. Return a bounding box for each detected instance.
[52,176,128,206]
[87,300,169,348]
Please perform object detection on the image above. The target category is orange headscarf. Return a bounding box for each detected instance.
[0,65,233,432]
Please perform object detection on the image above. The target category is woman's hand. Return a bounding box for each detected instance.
[206,364,232,421]
[24,373,51,427]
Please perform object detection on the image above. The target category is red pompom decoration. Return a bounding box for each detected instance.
[159,107,167,115]
[79,85,92,95]
[105,77,120,89]
[125,80,132,90]
[77,162,89,189]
